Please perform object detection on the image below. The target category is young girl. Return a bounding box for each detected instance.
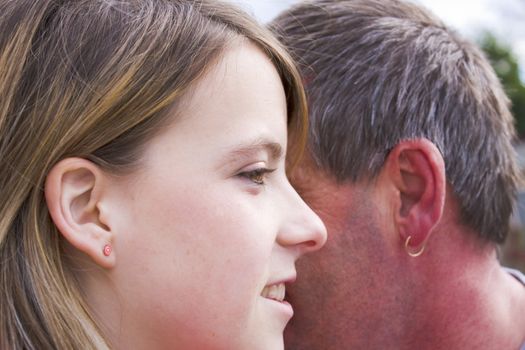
[0,1,326,349]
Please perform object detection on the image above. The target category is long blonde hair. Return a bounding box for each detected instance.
[0,1,307,348]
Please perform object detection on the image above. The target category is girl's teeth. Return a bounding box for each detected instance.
[261,283,285,302]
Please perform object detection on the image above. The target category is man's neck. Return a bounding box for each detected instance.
[406,231,525,350]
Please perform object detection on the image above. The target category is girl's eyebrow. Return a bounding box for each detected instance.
[219,138,283,167]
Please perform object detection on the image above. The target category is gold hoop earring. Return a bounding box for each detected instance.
[404,236,425,257]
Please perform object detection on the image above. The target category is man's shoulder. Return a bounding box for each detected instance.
[504,267,525,286]
[503,267,525,350]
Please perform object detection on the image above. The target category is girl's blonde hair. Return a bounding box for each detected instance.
[0,1,307,348]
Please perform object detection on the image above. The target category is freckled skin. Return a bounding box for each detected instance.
[79,42,326,350]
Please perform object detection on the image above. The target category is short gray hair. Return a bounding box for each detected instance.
[270,0,519,243]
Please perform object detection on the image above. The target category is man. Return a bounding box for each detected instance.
[270,0,525,349]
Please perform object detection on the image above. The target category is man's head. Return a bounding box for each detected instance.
[270,0,519,348]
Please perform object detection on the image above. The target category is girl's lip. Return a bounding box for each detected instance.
[261,296,294,320]
[265,273,297,287]
[260,272,297,322]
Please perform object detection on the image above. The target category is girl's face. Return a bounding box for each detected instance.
[101,42,327,349]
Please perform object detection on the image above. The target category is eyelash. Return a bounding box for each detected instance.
[238,168,276,185]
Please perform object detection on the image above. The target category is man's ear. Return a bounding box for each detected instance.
[45,157,115,269]
[384,139,446,250]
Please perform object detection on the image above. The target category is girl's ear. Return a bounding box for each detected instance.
[45,157,116,268]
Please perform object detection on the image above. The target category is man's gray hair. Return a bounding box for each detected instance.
[270,0,519,243]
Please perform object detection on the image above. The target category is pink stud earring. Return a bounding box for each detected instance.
[103,244,112,257]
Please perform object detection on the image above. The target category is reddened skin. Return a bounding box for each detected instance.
[382,138,446,250]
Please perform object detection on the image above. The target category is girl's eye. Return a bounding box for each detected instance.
[239,168,276,185]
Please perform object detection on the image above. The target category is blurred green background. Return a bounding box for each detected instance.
[482,33,525,271]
